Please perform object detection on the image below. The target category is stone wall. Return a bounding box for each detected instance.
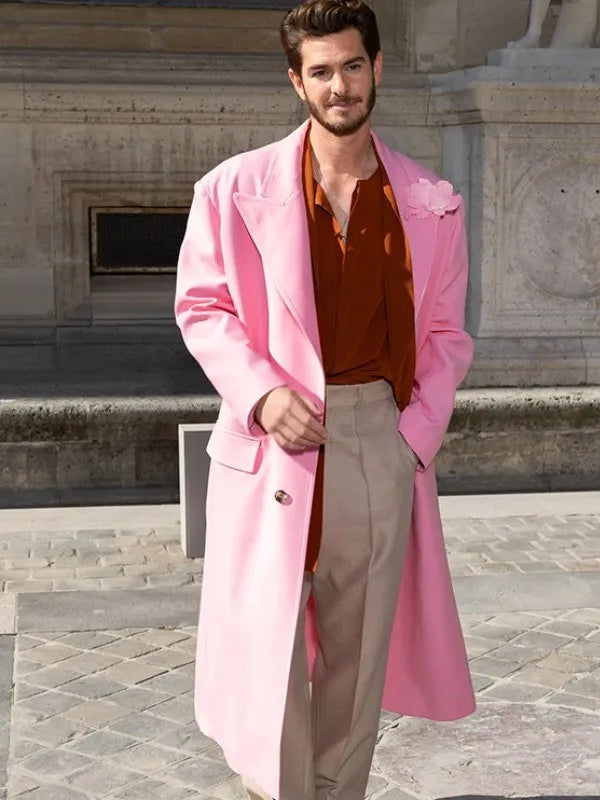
[0,0,598,390]
[0,0,555,68]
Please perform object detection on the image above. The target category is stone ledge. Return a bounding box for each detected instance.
[0,386,598,505]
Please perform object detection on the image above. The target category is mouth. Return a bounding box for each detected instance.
[328,100,358,110]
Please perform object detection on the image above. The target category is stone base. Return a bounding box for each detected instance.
[488,47,600,69]
[0,386,598,507]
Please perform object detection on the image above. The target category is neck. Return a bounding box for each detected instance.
[308,118,375,175]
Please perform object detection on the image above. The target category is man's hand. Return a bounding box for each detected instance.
[254,387,328,452]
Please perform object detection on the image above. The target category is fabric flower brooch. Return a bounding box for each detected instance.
[406,178,461,219]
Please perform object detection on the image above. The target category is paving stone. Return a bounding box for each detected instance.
[539,618,597,637]
[109,742,188,772]
[511,630,574,650]
[6,773,40,795]
[75,566,125,579]
[137,649,194,670]
[64,761,144,794]
[60,650,122,673]
[109,712,182,741]
[0,604,15,635]
[564,675,600,697]
[137,671,192,696]
[23,664,81,689]
[64,698,133,728]
[21,642,80,665]
[96,638,158,659]
[23,716,92,747]
[374,702,600,796]
[544,692,600,712]
[369,789,420,800]
[57,631,121,650]
[134,630,192,648]
[17,749,93,776]
[146,696,196,725]
[509,664,575,689]
[13,785,89,799]
[112,779,196,799]
[11,741,46,762]
[479,681,553,702]
[153,723,215,755]
[107,686,172,712]
[63,729,139,757]
[5,581,54,593]
[467,656,521,678]
[156,756,234,791]
[15,690,82,723]
[59,674,128,699]
[538,651,599,674]
[463,636,498,657]
[100,660,168,685]
[12,635,44,652]
[206,775,250,800]
[467,623,526,642]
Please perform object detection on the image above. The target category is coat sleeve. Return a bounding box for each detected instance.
[398,201,474,471]
[175,181,286,435]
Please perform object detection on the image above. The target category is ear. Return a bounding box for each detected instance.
[288,68,307,101]
[373,50,383,86]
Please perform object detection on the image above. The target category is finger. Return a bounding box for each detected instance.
[290,399,328,438]
[284,412,326,446]
[278,421,319,450]
[272,430,305,453]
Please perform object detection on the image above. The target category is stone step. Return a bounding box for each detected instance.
[0,386,598,507]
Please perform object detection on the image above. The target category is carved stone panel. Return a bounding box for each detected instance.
[479,133,600,337]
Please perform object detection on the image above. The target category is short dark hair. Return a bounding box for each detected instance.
[280,0,381,75]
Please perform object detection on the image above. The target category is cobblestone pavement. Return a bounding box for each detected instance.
[0,498,599,799]
[1,513,600,595]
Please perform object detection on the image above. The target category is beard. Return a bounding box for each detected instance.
[304,79,377,137]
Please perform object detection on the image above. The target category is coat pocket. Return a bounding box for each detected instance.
[206,428,263,474]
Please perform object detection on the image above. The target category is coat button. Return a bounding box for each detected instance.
[275,490,290,505]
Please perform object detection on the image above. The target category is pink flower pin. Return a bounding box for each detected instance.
[406,178,461,219]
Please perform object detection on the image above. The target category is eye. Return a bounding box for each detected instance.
[312,70,327,79]
[347,63,361,71]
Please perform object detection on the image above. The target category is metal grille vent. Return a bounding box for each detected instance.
[90,207,188,275]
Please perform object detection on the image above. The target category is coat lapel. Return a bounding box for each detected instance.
[233,123,439,363]
[233,122,322,364]
[372,133,438,321]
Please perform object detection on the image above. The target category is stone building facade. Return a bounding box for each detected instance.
[0,1,598,507]
[2,0,596,389]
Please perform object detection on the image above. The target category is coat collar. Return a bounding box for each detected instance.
[233,120,438,359]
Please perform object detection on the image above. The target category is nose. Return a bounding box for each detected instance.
[330,70,348,97]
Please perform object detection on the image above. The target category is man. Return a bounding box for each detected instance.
[175,2,475,799]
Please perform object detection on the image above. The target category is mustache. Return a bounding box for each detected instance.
[326,96,360,107]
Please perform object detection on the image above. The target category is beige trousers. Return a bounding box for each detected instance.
[244,380,416,800]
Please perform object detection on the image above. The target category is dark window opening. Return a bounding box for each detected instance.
[90,207,189,275]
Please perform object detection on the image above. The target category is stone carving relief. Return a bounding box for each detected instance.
[514,161,600,301]
[479,139,600,338]
[509,0,600,48]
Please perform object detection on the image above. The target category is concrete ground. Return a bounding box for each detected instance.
[1,492,599,800]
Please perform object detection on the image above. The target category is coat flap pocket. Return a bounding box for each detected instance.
[206,429,262,473]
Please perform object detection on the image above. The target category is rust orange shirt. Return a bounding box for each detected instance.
[303,132,416,572]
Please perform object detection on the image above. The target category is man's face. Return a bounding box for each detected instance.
[288,27,382,137]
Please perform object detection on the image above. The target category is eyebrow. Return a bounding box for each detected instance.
[307,56,366,72]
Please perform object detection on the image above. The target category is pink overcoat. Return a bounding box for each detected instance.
[175,120,476,797]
